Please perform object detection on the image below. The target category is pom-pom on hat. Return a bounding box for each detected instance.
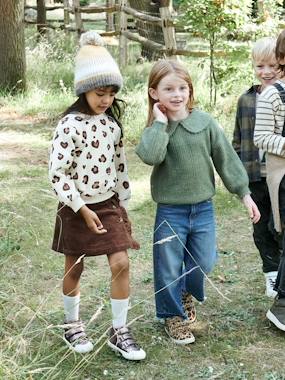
[74,31,123,96]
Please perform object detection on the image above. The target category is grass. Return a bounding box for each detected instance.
[1,28,285,380]
[1,119,285,380]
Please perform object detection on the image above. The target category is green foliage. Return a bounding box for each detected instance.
[213,43,252,96]
[179,0,252,104]
[255,0,283,22]
[180,0,251,41]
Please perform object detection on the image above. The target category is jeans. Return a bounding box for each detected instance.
[275,176,285,296]
[153,200,217,319]
[249,179,281,273]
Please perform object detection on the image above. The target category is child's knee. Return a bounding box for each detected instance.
[111,255,129,276]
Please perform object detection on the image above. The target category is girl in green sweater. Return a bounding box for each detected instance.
[136,59,260,345]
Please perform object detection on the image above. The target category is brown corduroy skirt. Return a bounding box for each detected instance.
[52,196,140,256]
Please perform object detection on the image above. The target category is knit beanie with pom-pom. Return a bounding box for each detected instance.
[74,31,123,96]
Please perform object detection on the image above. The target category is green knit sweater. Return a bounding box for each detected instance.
[135,109,249,205]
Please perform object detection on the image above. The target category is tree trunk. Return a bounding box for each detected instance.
[37,0,47,37]
[0,0,26,93]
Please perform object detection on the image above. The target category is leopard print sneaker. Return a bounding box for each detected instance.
[165,316,195,345]
[182,292,196,323]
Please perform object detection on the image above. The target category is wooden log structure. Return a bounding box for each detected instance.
[75,5,117,14]
[118,0,128,66]
[24,4,64,11]
[159,0,177,58]
[73,0,83,36]
[25,1,228,60]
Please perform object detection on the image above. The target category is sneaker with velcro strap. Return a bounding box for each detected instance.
[107,326,146,360]
[63,319,93,354]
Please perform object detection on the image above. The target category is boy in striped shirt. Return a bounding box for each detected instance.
[233,37,280,299]
[254,30,285,332]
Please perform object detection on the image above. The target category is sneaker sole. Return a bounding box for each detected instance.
[107,340,146,360]
[266,310,285,331]
[165,328,195,345]
[265,290,278,298]
[63,335,94,354]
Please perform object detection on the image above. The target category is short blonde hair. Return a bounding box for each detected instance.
[251,37,276,63]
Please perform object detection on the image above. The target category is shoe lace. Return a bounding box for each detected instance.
[113,326,139,350]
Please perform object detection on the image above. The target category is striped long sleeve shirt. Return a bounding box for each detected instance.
[254,80,285,156]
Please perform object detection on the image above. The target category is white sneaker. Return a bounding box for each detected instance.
[63,319,93,354]
[107,326,146,360]
[264,271,278,298]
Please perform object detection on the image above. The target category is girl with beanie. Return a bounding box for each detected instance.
[49,31,145,360]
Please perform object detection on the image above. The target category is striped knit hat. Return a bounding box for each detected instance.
[74,31,123,96]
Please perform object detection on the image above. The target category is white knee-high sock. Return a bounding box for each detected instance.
[63,294,80,322]
[111,298,129,328]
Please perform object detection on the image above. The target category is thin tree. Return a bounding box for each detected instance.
[180,0,251,105]
[0,0,26,93]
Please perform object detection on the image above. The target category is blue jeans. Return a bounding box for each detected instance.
[153,201,217,319]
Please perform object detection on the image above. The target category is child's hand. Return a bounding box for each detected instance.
[242,194,261,224]
[79,205,107,234]
[153,102,168,123]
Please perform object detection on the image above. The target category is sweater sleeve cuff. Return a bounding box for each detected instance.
[152,121,168,130]
[70,196,85,213]
[237,188,250,199]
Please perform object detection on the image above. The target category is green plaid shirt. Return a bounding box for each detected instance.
[232,85,263,182]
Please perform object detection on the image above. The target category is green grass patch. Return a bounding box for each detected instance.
[1,28,285,380]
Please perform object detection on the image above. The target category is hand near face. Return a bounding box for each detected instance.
[153,102,168,123]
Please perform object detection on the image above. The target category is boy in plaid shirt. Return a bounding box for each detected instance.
[254,30,285,331]
[232,37,281,298]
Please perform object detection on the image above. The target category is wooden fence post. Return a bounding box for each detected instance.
[159,0,177,59]
[118,0,128,67]
[106,0,115,32]
[63,0,70,32]
[73,0,83,37]
[37,0,47,37]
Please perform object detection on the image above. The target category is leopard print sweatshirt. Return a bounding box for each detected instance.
[49,112,130,212]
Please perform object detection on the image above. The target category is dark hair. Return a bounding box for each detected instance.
[62,86,126,129]
[276,29,285,73]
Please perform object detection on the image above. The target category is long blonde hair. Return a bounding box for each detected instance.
[146,59,194,127]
